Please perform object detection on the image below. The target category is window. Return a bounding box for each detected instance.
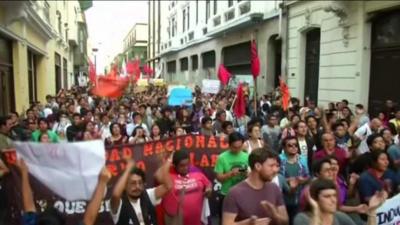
[63,58,68,89]
[228,0,233,7]
[191,55,198,70]
[56,11,62,38]
[213,0,217,15]
[201,51,215,68]
[206,0,210,23]
[171,16,177,37]
[55,53,62,93]
[167,60,176,73]
[187,6,190,31]
[183,7,190,32]
[43,1,50,23]
[0,36,15,116]
[65,23,68,41]
[196,0,198,24]
[183,9,186,32]
[180,58,188,71]
[28,50,37,103]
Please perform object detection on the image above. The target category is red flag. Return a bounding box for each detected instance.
[126,60,141,82]
[91,75,129,98]
[108,64,118,79]
[88,60,96,83]
[279,77,291,111]
[233,83,246,118]
[143,64,154,77]
[218,64,231,85]
[251,39,260,79]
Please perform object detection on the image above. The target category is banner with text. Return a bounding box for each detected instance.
[2,135,228,225]
[376,193,400,225]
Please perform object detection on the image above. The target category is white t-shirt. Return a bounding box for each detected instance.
[110,188,160,225]
[354,123,372,154]
[298,139,308,157]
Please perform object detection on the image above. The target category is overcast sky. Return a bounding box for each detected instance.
[85,1,148,73]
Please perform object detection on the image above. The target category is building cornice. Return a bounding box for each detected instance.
[23,1,57,41]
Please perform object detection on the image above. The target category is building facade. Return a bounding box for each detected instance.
[149,0,400,111]
[123,23,148,64]
[284,0,400,112]
[147,0,161,74]
[152,0,283,92]
[0,1,90,116]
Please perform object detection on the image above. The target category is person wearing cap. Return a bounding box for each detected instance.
[214,132,249,217]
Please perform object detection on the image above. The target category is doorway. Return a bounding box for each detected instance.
[369,10,400,115]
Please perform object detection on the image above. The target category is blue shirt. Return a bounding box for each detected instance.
[279,152,310,178]
[358,169,399,202]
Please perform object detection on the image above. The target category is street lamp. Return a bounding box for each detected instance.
[92,47,98,72]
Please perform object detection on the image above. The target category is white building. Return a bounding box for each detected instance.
[152,0,283,93]
[284,0,400,113]
[149,0,400,112]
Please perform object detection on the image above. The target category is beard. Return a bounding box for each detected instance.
[259,173,274,182]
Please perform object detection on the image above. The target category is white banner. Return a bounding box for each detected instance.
[376,193,400,225]
[14,140,106,201]
[202,79,221,94]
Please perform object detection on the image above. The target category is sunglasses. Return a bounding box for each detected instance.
[286,143,298,148]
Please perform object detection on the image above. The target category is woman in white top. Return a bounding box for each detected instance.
[243,124,264,153]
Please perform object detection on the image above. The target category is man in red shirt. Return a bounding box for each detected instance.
[313,133,350,175]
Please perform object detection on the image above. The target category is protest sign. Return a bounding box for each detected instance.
[202,79,221,94]
[14,140,105,201]
[3,135,228,225]
[168,87,193,106]
[376,193,400,225]
[152,78,165,86]
[137,79,149,87]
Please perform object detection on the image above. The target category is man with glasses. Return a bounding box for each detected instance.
[279,137,310,225]
[110,156,172,225]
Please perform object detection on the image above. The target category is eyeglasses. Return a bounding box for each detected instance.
[286,143,298,148]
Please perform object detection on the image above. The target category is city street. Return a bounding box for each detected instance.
[0,1,400,225]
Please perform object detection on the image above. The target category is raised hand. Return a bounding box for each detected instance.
[355,204,369,214]
[15,158,29,175]
[368,190,388,211]
[260,201,279,217]
[122,153,135,169]
[99,167,112,184]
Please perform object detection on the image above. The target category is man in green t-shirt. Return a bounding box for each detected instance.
[215,132,249,196]
[31,118,59,143]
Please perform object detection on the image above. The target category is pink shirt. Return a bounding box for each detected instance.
[313,147,348,174]
[162,170,211,225]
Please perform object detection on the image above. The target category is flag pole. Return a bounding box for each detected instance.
[251,32,258,117]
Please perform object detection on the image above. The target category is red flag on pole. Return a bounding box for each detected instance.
[88,60,96,84]
[143,64,154,77]
[91,75,129,98]
[251,39,260,79]
[126,59,141,82]
[233,83,246,118]
[218,64,231,86]
[279,77,291,111]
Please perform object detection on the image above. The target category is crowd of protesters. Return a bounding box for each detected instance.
[0,82,399,225]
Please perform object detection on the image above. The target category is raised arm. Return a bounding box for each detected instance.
[110,159,135,214]
[15,159,36,213]
[366,191,387,225]
[83,167,112,225]
[153,153,173,199]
